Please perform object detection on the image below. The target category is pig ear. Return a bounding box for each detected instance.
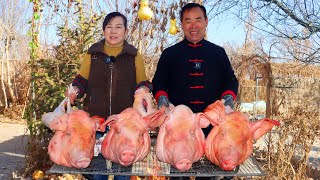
[92,116,105,132]
[250,118,280,140]
[144,106,167,129]
[204,100,225,115]
[99,115,117,130]
[42,112,55,128]
[196,112,211,128]
[43,113,68,131]
[203,100,225,125]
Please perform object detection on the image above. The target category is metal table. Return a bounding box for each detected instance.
[47,145,265,177]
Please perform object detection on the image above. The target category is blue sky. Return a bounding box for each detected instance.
[36,1,247,49]
[41,18,247,51]
[207,21,245,46]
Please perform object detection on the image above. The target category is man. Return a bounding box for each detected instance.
[153,3,238,180]
[152,3,238,137]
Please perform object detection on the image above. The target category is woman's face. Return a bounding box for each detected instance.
[103,16,128,46]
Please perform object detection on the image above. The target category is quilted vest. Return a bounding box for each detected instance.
[83,39,137,119]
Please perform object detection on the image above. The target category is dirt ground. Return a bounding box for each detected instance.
[0,118,29,180]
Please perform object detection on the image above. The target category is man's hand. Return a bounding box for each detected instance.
[222,94,234,114]
[135,86,150,94]
[157,95,169,109]
[135,80,153,93]
[64,85,79,104]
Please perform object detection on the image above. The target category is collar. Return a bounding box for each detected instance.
[104,41,124,48]
[88,39,137,56]
[183,38,205,48]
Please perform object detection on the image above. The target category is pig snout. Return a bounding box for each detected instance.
[73,157,91,168]
[172,143,194,171]
[174,158,192,171]
[220,159,237,171]
[119,150,136,166]
[117,137,138,166]
[219,148,240,171]
[68,146,93,168]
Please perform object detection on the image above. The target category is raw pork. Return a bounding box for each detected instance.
[100,108,165,166]
[100,88,165,166]
[156,105,210,171]
[43,110,105,168]
[204,100,280,171]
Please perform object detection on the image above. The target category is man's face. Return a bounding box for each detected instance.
[181,7,208,44]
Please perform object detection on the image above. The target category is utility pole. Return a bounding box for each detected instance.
[254,72,262,119]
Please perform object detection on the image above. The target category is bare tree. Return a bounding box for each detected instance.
[205,0,320,64]
[0,0,32,109]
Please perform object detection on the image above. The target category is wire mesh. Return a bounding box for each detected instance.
[47,142,265,177]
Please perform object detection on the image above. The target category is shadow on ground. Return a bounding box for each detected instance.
[0,134,29,179]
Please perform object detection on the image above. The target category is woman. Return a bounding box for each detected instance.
[65,12,152,180]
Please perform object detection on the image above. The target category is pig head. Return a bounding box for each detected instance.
[204,100,280,171]
[100,107,165,166]
[44,110,105,168]
[156,105,210,171]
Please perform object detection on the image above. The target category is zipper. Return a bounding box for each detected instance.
[109,63,114,116]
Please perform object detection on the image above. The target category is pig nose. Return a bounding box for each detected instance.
[74,157,91,168]
[120,150,135,164]
[221,159,237,171]
[174,159,192,171]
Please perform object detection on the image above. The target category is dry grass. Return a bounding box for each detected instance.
[234,62,320,179]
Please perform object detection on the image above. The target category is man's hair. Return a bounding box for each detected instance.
[180,3,207,21]
[102,12,128,31]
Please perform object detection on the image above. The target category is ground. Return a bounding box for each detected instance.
[0,117,29,179]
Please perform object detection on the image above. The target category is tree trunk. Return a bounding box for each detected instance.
[1,52,8,109]
[5,35,16,103]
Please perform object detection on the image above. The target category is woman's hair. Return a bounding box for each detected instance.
[102,12,128,30]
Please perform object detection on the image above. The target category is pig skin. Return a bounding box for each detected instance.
[100,88,165,166]
[45,110,104,168]
[100,108,165,166]
[204,100,280,171]
[156,105,210,171]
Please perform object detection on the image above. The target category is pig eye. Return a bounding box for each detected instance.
[139,136,144,143]
[167,129,172,135]
[139,132,144,138]
[242,139,246,145]
[190,131,196,139]
[114,127,120,134]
